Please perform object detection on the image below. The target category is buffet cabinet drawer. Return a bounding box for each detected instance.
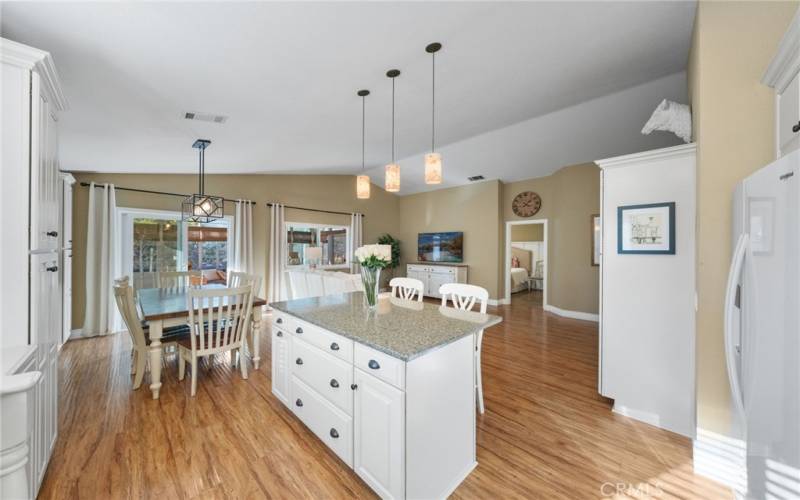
[354,343,406,390]
[293,319,354,364]
[272,311,293,332]
[291,337,353,414]
[291,376,353,467]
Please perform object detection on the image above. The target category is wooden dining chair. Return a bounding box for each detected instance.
[156,270,201,288]
[439,283,489,414]
[178,285,254,396]
[228,271,262,298]
[390,277,425,302]
[113,278,190,389]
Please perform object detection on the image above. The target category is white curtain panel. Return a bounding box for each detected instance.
[82,183,117,337]
[268,203,288,303]
[232,199,254,275]
[349,213,363,273]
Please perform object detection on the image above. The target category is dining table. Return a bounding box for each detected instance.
[137,284,267,399]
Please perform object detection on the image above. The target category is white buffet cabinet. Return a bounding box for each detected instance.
[270,294,501,499]
[406,264,467,299]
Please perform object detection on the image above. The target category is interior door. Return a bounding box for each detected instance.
[741,151,800,499]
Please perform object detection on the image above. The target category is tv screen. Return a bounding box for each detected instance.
[418,232,464,263]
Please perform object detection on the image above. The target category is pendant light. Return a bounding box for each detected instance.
[356,89,371,199]
[384,69,401,193]
[424,42,443,184]
[182,139,224,223]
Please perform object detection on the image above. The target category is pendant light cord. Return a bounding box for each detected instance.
[391,76,396,163]
[199,147,204,195]
[362,95,366,171]
[431,50,436,153]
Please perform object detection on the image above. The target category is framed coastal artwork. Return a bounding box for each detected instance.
[591,214,600,266]
[617,202,675,254]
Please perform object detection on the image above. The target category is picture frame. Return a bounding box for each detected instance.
[591,214,600,266]
[617,202,675,254]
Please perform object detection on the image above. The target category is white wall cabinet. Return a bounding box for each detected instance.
[763,9,800,159]
[0,37,67,499]
[406,264,467,299]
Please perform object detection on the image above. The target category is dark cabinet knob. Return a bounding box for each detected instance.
[350,384,358,390]
[793,121,800,133]
[276,318,283,324]
[295,358,303,365]
[295,327,303,334]
[330,379,339,388]
[330,428,339,439]
[46,231,58,237]
[330,342,339,351]
[276,331,283,337]
[295,398,303,407]
[46,265,58,272]
[368,359,380,370]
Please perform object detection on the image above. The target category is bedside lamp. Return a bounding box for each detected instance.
[304,246,323,269]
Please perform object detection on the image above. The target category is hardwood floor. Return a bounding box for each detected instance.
[39,299,731,499]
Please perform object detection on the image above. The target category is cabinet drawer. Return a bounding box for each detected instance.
[354,343,405,390]
[291,376,353,467]
[292,337,353,415]
[271,311,293,332]
[293,319,353,364]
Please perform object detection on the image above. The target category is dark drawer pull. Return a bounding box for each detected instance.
[330,342,339,351]
[330,428,339,439]
[350,384,358,390]
[46,231,58,237]
[295,398,303,407]
[276,331,283,337]
[368,359,380,370]
[330,379,339,388]
[295,358,303,365]
[276,318,283,324]
[295,327,303,334]
[793,121,800,133]
[46,266,58,272]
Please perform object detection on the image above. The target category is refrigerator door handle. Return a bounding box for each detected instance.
[724,232,748,421]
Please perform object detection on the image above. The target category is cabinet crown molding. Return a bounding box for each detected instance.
[595,143,696,170]
[0,37,68,111]
[762,9,800,93]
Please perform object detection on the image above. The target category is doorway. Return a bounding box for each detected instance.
[505,220,548,307]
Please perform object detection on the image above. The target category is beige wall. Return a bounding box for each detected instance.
[71,173,399,329]
[510,223,543,241]
[397,180,504,297]
[688,1,798,434]
[503,163,600,314]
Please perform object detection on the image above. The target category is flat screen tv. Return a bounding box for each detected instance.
[417,232,464,263]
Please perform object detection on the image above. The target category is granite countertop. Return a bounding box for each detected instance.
[269,292,502,361]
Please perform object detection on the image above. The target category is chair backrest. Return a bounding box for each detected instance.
[187,285,254,353]
[287,270,308,299]
[533,260,544,279]
[228,271,262,299]
[439,283,489,314]
[156,270,201,288]
[306,272,325,298]
[390,277,424,302]
[113,277,147,350]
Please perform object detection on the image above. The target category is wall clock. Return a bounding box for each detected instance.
[512,191,542,217]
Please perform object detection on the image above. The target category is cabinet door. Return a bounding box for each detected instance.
[779,71,800,157]
[271,329,290,404]
[427,272,452,299]
[353,369,405,499]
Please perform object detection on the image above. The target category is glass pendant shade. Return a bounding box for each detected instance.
[182,194,224,223]
[356,175,371,199]
[424,153,442,184]
[385,163,401,192]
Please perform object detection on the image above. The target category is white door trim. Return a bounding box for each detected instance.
[504,219,548,307]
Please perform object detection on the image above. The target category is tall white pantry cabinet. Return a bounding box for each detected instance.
[1,38,67,499]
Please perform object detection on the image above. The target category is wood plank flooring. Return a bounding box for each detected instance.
[39,298,731,499]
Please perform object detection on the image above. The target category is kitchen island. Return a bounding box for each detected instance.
[269,292,502,500]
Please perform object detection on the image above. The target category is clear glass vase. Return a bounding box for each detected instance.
[361,267,381,308]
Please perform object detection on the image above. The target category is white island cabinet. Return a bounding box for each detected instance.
[270,293,501,499]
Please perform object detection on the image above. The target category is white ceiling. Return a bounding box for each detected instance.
[1,1,697,193]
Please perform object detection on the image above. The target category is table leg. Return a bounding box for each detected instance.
[251,307,262,370]
[149,319,164,400]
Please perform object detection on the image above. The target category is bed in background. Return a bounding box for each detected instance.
[510,246,531,293]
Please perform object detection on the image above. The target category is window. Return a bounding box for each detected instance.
[287,223,349,268]
[187,223,228,283]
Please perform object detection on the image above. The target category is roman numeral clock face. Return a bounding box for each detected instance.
[512,191,542,217]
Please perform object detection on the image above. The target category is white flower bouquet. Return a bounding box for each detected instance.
[355,244,392,307]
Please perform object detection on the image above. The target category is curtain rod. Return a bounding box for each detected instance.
[267,203,365,217]
[79,182,257,205]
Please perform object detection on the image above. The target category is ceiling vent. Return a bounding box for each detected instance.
[467,175,485,182]
[183,111,228,124]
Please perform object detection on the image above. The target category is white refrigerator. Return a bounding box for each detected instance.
[725,149,800,499]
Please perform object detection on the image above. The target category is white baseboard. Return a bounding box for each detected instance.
[693,428,745,495]
[543,304,599,322]
[488,298,509,306]
[612,403,661,428]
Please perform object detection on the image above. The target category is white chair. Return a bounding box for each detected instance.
[439,283,489,414]
[287,270,309,299]
[390,277,424,302]
[306,272,325,297]
[228,271,262,298]
[113,277,190,390]
[156,270,201,288]
[178,285,254,396]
